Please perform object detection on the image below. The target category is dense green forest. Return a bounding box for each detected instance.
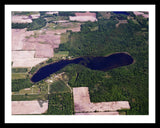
[46,93,74,115]
[26,18,47,31]
[12,78,33,92]
[57,13,148,115]
[12,23,30,29]
[58,11,75,16]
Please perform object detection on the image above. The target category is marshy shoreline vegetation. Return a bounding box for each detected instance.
[12,11,148,115]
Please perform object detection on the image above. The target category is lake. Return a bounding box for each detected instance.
[113,11,130,15]
[31,52,134,82]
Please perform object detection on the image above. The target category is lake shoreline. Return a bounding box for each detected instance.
[31,52,134,83]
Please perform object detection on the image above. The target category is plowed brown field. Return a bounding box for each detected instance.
[12,100,48,115]
[73,87,130,115]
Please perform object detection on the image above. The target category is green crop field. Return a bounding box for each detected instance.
[12,73,27,80]
[49,79,71,94]
[12,94,45,101]
[60,32,70,44]
[54,51,69,58]
[12,68,28,73]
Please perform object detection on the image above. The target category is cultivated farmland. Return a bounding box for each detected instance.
[69,12,97,22]
[73,87,130,114]
[12,51,48,67]
[12,100,48,115]
[75,112,119,115]
[12,21,81,67]
[12,29,34,50]
[12,15,32,23]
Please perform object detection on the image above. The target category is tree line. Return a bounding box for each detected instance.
[12,17,47,31]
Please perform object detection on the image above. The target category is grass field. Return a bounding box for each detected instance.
[46,22,81,31]
[12,94,46,101]
[54,51,69,58]
[19,85,40,94]
[49,79,71,94]
[60,32,70,44]
[12,84,40,95]
[12,68,28,73]
[12,73,27,79]
[12,68,29,79]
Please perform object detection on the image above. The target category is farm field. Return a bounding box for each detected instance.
[12,72,71,99]
[69,12,97,22]
[45,22,81,31]
[75,112,119,115]
[12,15,32,23]
[12,73,27,79]
[12,94,46,101]
[12,68,28,79]
[12,51,48,67]
[73,87,130,114]
[11,11,149,116]
[12,22,81,68]
[12,29,33,50]
[49,79,71,93]
[54,51,69,58]
[12,100,48,115]
[60,31,71,44]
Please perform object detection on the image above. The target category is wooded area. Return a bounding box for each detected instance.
[46,93,74,115]
[12,78,33,92]
[57,12,148,115]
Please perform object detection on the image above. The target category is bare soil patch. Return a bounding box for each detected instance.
[12,51,48,67]
[69,12,97,22]
[12,29,34,50]
[12,29,60,67]
[12,100,48,115]
[12,15,32,23]
[75,112,119,115]
[73,87,130,114]
[12,21,81,67]
[69,16,97,22]
[133,11,149,18]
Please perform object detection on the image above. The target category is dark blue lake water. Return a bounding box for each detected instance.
[31,53,133,82]
[113,11,130,15]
